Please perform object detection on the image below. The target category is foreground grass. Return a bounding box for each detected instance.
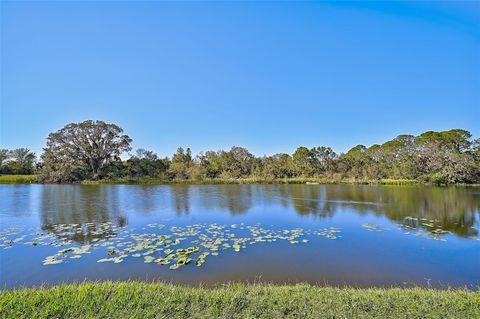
[1,282,479,319]
[0,174,37,184]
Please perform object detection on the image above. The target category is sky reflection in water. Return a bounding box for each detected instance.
[0,184,479,289]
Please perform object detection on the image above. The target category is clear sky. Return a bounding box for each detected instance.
[1,1,479,157]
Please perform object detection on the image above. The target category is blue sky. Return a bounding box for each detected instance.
[1,1,479,157]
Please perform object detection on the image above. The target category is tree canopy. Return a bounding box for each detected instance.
[4,122,479,185]
[0,148,36,174]
[38,120,132,182]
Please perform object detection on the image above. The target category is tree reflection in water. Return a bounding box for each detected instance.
[40,185,126,243]
[38,184,479,243]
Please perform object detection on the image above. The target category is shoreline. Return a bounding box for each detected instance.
[1,175,479,186]
[1,282,478,318]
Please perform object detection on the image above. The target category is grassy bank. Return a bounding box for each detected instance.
[0,174,37,184]
[1,282,478,319]
[3,174,476,186]
[82,177,337,185]
[82,177,420,185]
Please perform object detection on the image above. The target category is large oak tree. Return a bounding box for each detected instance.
[39,120,132,182]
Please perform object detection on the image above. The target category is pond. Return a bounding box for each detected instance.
[0,184,479,289]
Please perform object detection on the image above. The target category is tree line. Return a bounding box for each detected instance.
[0,148,37,174]
[1,120,479,184]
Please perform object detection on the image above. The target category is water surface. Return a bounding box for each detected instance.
[1,184,479,289]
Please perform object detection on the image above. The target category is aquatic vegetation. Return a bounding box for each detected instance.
[361,223,391,232]
[42,244,94,265]
[360,217,451,242]
[0,226,25,249]
[0,222,344,270]
[399,225,449,242]
[97,256,124,263]
[103,223,344,269]
[399,217,450,241]
[0,214,471,271]
[42,256,64,265]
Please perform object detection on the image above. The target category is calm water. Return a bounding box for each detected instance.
[1,184,479,289]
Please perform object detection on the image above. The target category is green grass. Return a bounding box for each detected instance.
[1,282,478,319]
[0,175,469,186]
[82,177,334,185]
[0,174,37,184]
[83,177,421,186]
[378,178,418,185]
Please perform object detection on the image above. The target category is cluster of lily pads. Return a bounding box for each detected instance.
[92,223,343,270]
[0,222,125,250]
[0,226,25,249]
[0,222,342,269]
[2,216,478,269]
[399,221,450,242]
[43,245,92,265]
[361,223,391,232]
[361,216,458,242]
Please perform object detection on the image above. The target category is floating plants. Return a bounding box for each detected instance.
[0,226,26,249]
[1,216,460,271]
[42,244,93,265]
[361,223,391,232]
[361,218,451,242]
[0,222,343,270]
[87,223,343,270]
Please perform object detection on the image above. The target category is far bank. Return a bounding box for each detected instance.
[3,174,478,186]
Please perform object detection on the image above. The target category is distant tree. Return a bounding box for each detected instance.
[39,120,132,182]
[380,135,416,179]
[310,146,338,175]
[123,148,168,178]
[416,129,472,152]
[224,146,254,178]
[198,151,223,178]
[10,148,36,167]
[9,148,36,174]
[0,148,36,174]
[168,147,193,179]
[472,138,480,161]
[0,149,10,172]
[292,147,313,177]
[262,153,295,179]
[135,148,158,161]
[338,145,368,180]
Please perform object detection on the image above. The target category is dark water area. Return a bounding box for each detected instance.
[1,184,479,289]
